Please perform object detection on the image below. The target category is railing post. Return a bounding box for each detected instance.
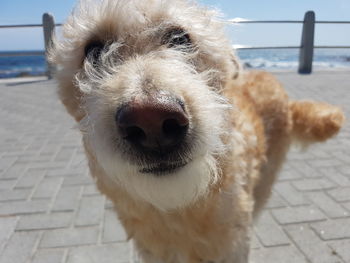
[298,11,315,74]
[42,13,55,79]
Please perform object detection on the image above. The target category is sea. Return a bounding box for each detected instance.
[0,48,349,79]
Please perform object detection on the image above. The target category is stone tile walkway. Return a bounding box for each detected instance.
[0,71,349,263]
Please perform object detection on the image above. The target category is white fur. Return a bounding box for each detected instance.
[52,0,240,210]
[78,52,232,210]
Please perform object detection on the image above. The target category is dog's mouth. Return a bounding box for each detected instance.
[139,161,188,175]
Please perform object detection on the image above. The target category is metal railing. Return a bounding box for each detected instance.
[0,11,349,77]
[0,13,61,79]
[230,11,350,73]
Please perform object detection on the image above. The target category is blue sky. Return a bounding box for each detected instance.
[0,0,349,50]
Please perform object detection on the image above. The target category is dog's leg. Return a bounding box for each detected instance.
[220,231,250,263]
[134,242,163,263]
[222,246,249,263]
[137,250,161,263]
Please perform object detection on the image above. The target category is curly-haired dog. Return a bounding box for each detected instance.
[50,0,345,262]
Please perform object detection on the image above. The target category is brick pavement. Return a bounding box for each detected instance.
[0,71,349,263]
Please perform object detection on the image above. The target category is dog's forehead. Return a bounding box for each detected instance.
[69,0,216,41]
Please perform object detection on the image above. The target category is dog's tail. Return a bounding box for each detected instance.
[289,100,345,145]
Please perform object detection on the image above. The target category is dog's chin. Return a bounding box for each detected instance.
[95,148,217,210]
[139,161,188,176]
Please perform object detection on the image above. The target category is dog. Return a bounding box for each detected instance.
[50,0,345,262]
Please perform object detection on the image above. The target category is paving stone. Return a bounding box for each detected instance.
[265,192,287,209]
[311,218,350,240]
[32,177,63,199]
[338,166,350,177]
[318,166,350,185]
[327,171,350,186]
[271,206,326,225]
[0,217,18,253]
[83,185,100,196]
[17,155,52,164]
[27,162,67,171]
[306,192,349,218]
[307,158,344,168]
[0,179,16,190]
[52,186,81,212]
[47,169,82,177]
[40,226,99,248]
[254,212,289,247]
[75,196,105,226]
[69,153,88,170]
[327,188,350,202]
[311,149,332,159]
[102,209,127,243]
[343,202,350,212]
[250,245,307,263]
[289,161,320,178]
[285,224,343,263]
[16,212,73,231]
[250,233,261,249]
[278,168,303,181]
[292,178,336,191]
[4,151,36,159]
[15,170,45,188]
[67,243,130,263]
[274,182,309,206]
[328,240,350,263]
[0,200,49,216]
[32,248,66,263]
[0,157,17,175]
[1,162,26,179]
[0,189,31,202]
[0,231,39,263]
[26,139,45,151]
[63,175,94,186]
[39,144,60,157]
[54,146,76,162]
[288,150,313,161]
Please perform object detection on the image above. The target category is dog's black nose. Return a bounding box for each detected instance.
[116,93,189,153]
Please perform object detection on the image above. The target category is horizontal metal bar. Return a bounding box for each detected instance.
[0,51,45,57]
[229,20,350,24]
[235,46,350,50]
[0,24,42,28]
[229,20,303,24]
[234,46,300,50]
[316,21,350,24]
[315,45,350,49]
[0,24,62,29]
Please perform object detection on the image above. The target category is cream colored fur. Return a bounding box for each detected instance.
[50,0,345,262]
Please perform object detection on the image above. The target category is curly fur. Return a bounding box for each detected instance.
[50,0,345,262]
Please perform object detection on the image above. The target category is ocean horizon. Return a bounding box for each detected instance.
[0,48,349,78]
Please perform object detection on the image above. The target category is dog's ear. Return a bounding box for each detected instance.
[220,52,243,90]
[229,54,242,81]
[49,41,85,123]
[57,79,85,122]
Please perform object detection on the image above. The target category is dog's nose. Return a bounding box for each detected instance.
[116,94,189,152]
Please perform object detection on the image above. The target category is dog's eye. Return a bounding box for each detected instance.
[84,41,105,64]
[162,28,191,48]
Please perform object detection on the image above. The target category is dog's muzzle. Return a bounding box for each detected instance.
[116,91,190,174]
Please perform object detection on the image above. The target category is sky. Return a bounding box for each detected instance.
[0,0,349,51]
